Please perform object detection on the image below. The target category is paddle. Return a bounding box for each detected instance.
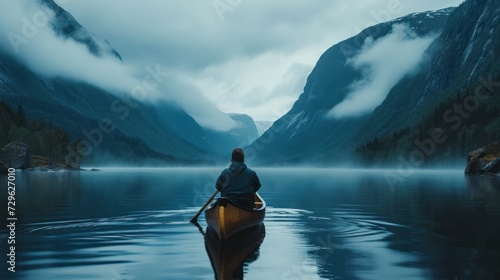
[190,189,219,224]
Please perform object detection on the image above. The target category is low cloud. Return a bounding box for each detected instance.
[155,75,237,131]
[328,24,437,119]
[56,0,461,121]
[0,1,137,93]
[187,53,312,121]
[0,0,236,131]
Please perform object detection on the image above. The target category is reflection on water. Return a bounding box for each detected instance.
[0,168,499,279]
[204,224,265,279]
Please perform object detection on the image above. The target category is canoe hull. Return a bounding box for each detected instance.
[205,224,265,280]
[205,193,265,239]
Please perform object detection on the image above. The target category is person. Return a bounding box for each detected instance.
[215,148,261,209]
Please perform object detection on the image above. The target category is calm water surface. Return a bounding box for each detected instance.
[1,168,499,280]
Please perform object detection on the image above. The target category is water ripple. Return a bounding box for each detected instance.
[24,209,195,234]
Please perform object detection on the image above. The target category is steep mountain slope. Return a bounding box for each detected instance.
[0,0,259,165]
[228,113,259,147]
[362,0,500,141]
[250,8,455,165]
[0,53,211,165]
[155,102,258,156]
[357,0,500,165]
[255,121,273,136]
[40,0,122,60]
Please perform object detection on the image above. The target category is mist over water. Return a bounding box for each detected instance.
[1,168,499,279]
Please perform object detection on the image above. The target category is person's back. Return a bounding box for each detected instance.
[215,148,261,209]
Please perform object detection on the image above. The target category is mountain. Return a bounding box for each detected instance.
[250,7,456,165]
[0,52,210,165]
[255,121,274,136]
[40,0,122,61]
[0,0,258,165]
[155,101,258,156]
[356,0,500,165]
[228,113,260,147]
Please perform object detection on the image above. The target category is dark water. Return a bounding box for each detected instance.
[1,168,500,280]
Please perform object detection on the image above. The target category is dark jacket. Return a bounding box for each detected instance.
[215,162,261,209]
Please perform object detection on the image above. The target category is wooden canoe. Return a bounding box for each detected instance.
[205,192,266,239]
[205,224,265,280]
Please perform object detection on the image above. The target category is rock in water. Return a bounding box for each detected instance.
[465,142,500,174]
[65,146,81,169]
[0,142,31,169]
[482,158,500,174]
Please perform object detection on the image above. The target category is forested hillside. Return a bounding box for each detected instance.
[356,75,500,166]
[1,102,71,162]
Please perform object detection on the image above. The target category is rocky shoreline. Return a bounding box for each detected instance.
[465,142,500,175]
[2,141,499,174]
[1,142,82,173]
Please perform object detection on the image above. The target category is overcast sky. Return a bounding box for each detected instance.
[3,0,463,123]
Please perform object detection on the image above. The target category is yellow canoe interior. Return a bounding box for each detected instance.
[205,193,266,240]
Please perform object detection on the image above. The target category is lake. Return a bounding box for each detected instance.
[1,168,499,280]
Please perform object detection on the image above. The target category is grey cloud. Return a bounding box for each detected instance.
[0,0,238,131]
[154,74,238,132]
[2,0,463,122]
[55,1,462,121]
[328,24,437,119]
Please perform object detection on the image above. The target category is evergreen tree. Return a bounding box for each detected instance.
[0,102,73,161]
[15,105,27,127]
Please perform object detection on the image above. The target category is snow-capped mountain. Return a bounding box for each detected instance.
[249,7,458,165]
[252,0,500,166]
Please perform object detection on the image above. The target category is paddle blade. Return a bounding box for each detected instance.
[190,190,219,224]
